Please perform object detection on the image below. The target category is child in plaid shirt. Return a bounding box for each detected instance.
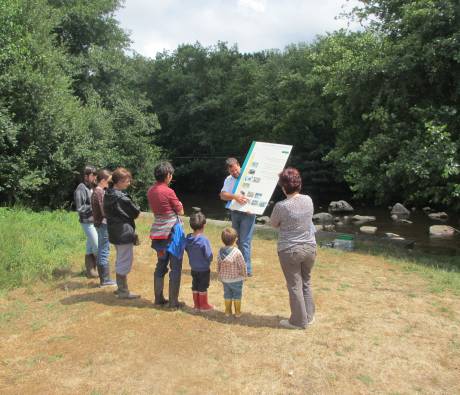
[217,227,247,317]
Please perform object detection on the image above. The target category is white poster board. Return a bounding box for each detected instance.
[228,141,293,215]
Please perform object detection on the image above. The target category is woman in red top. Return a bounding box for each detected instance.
[147,162,185,308]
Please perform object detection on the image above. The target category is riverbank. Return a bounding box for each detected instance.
[1,209,460,393]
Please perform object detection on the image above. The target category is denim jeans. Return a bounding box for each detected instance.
[96,223,110,268]
[223,281,243,300]
[81,222,98,255]
[230,211,256,274]
[152,239,183,283]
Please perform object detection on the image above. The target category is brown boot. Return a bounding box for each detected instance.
[85,254,98,278]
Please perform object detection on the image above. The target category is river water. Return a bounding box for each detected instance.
[178,192,460,256]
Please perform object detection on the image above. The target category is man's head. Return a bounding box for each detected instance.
[225,157,240,179]
[221,227,238,246]
[190,212,206,231]
[154,161,175,183]
[83,165,97,186]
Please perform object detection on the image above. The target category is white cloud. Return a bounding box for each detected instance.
[116,0,360,57]
[238,0,267,13]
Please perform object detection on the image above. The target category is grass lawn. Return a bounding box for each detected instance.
[1,211,459,394]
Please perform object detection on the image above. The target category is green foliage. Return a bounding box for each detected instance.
[0,0,161,208]
[1,0,459,209]
[0,207,83,289]
[322,0,460,207]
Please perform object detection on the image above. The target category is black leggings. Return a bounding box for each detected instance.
[191,270,210,292]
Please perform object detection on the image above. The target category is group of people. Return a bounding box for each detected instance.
[74,158,317,329]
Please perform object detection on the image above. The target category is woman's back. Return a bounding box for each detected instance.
[270,194,316,251]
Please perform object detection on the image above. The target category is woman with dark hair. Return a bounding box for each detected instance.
[104,167,141,299]
[91,169,116,287]
[74,165,98,278]
[147,161,186,309]
[270,167,316,329]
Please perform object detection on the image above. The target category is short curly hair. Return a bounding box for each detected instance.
[221,227,238,246]
[278,167,302,194]
[154,161,174,182]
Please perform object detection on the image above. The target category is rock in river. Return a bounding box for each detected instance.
[360,226,378,235]
[429,225,455,237]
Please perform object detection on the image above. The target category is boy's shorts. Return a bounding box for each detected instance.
[191,270,210,292]
[223,281,243,300]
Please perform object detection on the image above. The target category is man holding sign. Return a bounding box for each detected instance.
[220,143,293,277]
[220,157,256,277]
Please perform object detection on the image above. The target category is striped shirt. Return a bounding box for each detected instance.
[147,182,183,240]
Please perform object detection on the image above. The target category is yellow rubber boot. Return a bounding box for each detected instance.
[224,299,232,316]
[233,300,241,318]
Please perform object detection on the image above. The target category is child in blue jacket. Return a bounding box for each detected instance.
[185,211,214,311]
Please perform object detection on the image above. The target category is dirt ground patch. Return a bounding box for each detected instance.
[1,218,459,394]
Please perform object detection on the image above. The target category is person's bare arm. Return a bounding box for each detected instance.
[220,191,248,205]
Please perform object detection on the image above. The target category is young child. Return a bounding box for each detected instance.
[217,227,247,317]
[185,211,214,311]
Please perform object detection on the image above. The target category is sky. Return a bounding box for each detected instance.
[115,0,360,58]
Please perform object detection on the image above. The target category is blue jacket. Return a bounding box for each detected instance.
[185,234,213,271]
[167,221,186,259]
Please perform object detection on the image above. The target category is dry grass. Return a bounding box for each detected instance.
[1,216,459,394]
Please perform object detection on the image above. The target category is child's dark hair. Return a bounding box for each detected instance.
[190,212,206,231]
[154,161,174,182]
[221,227,237,246]
[96,169,111,183]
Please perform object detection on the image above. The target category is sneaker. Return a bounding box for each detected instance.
[279,319,305,330]
[100,280,117,288]
[307,316,315,326]
[247,273,253,277]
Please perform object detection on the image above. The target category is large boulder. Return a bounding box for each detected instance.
[360,226,378,235]
[429,225,456,237]
[428,212,448,220]
[328,200,354,213]
[313,212,334,223]
[391,203,410,216]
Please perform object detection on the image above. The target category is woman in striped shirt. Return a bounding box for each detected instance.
[147,162,185,308]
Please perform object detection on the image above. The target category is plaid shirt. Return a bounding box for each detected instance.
[217,247,247,282]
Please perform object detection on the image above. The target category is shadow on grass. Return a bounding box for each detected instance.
[60,291,153,309]
[59,291,284,328]
[180,305,282,329]
[56,280,102,291]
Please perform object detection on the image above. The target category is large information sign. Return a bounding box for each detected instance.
[228,141,293,215]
